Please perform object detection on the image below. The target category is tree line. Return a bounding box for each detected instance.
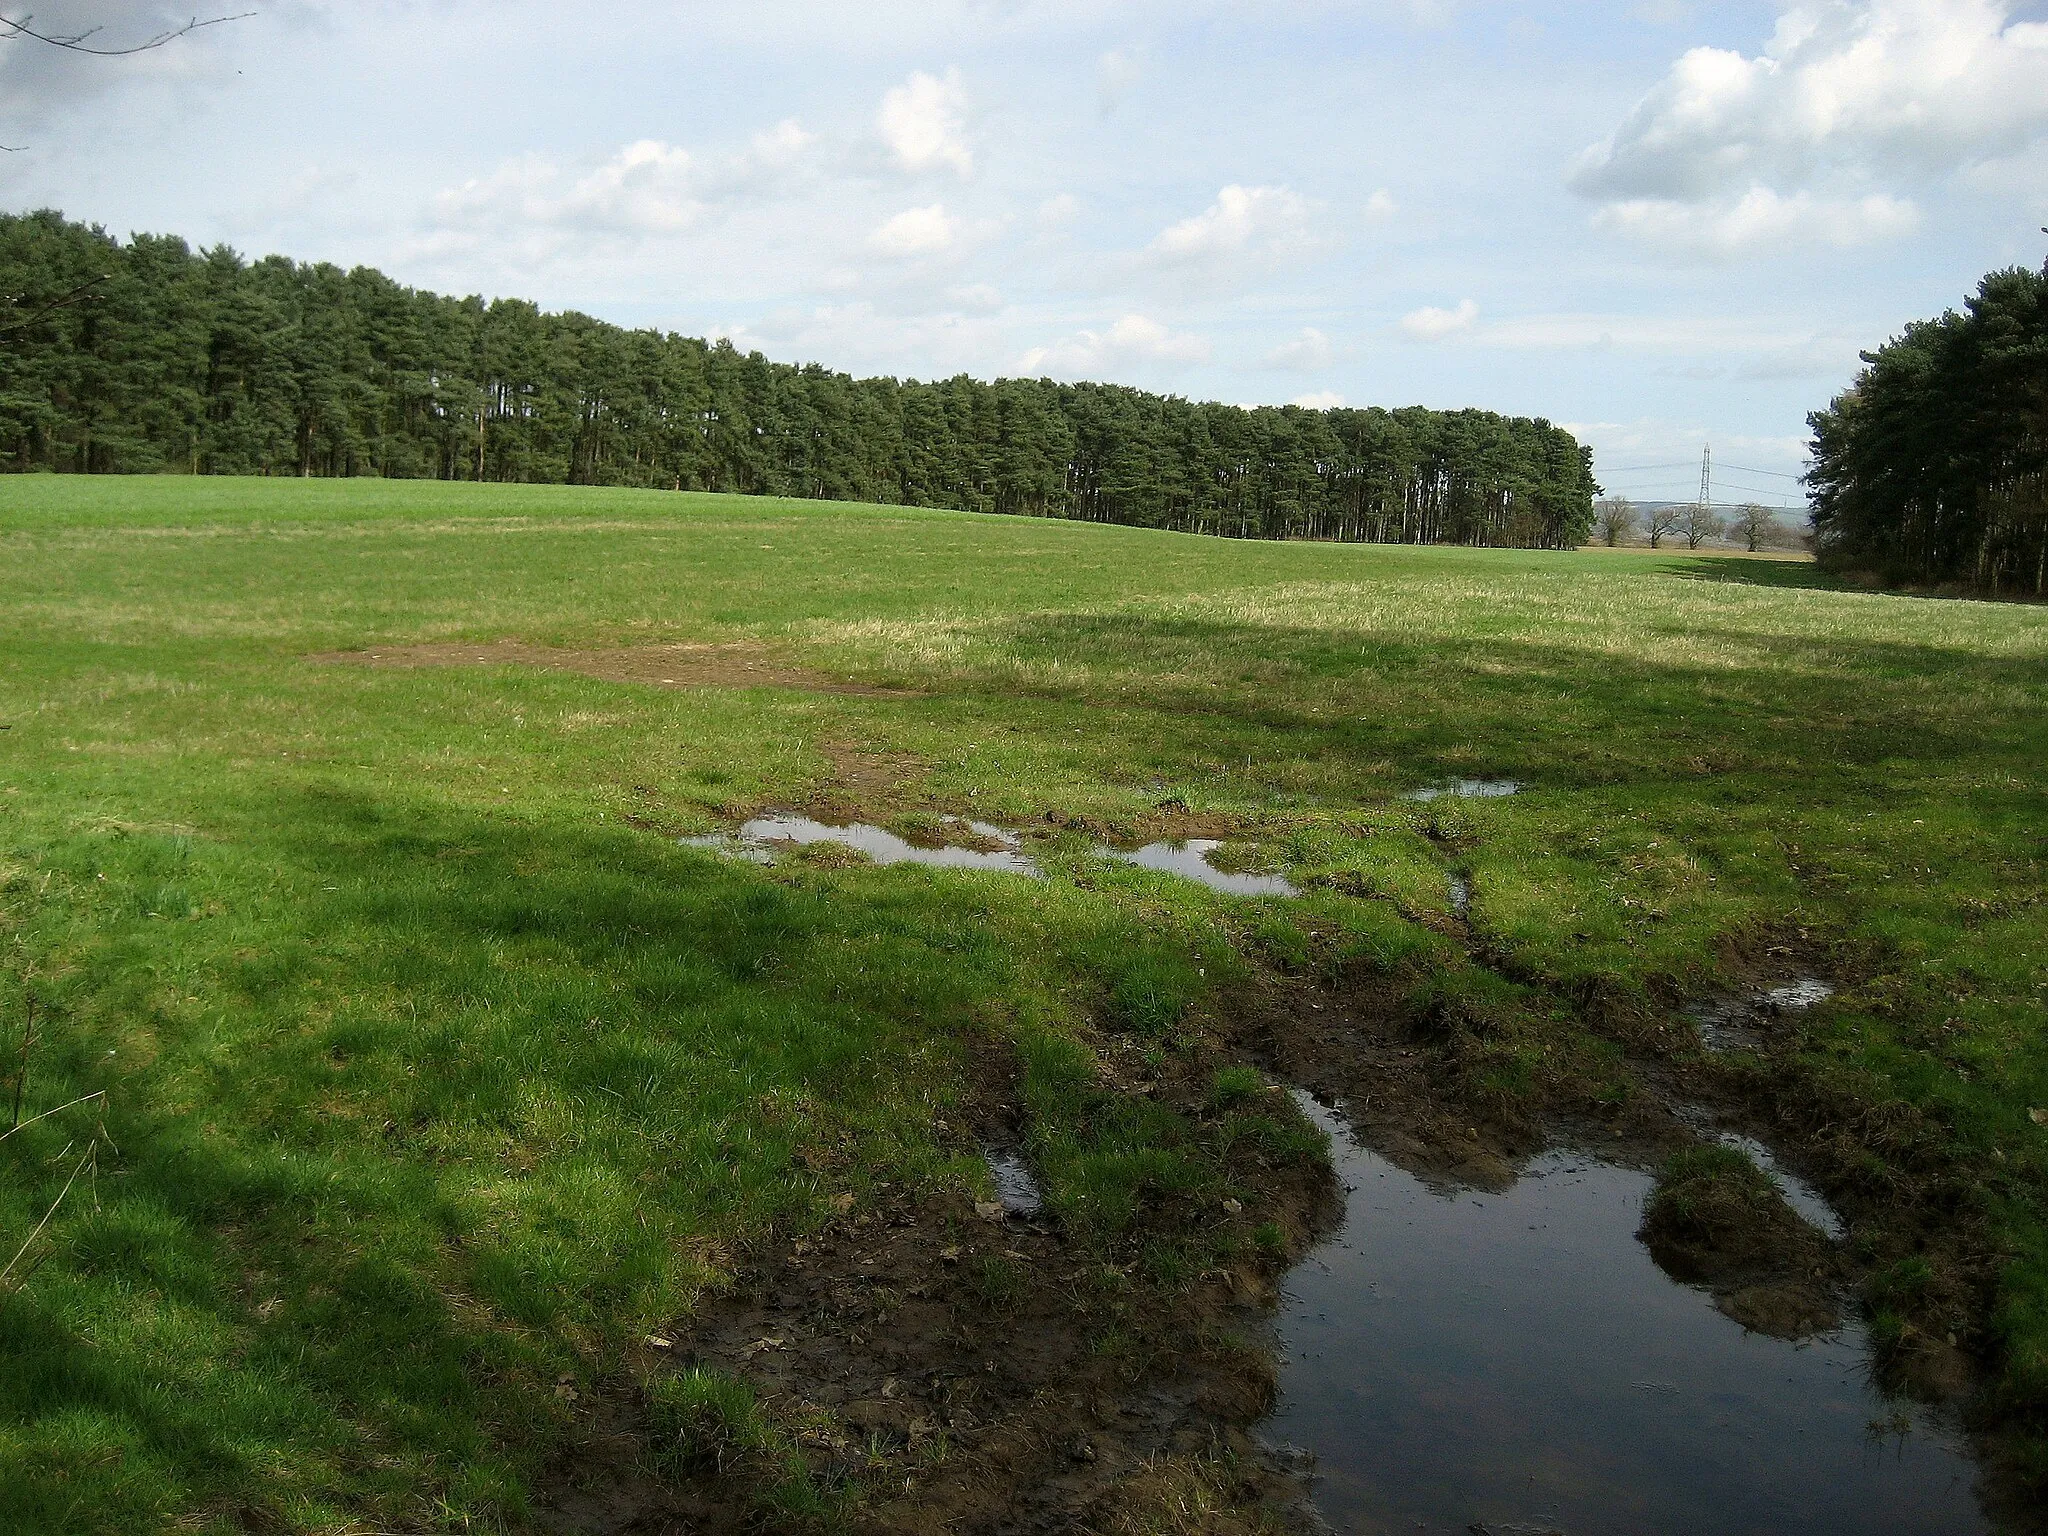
[0,210,1598,547]
[1808,257,2047,596]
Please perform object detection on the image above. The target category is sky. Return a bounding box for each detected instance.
[4,0,2047,508]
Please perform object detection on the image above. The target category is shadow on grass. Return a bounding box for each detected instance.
[0,777,1227,1532]
[1664,556,1858,594]
[965,607,2048,781]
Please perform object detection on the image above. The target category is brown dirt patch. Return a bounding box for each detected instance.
[527,1040,1334,1536]
[307,640,921,699]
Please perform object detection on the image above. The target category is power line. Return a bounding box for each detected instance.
[1719,461,1806,479]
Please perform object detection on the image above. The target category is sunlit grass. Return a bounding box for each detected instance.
[1,475,2044,1530]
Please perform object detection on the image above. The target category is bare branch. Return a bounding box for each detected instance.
[0,10,252,57]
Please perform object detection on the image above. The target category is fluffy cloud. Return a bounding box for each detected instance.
[1400,299,1478,340]
[435,127,815,238]
[1264,327,1335,370]
[1018,314,1212,376]
[879,68,973,175]
[1147,184,1314,264]
[1573,1,2048,255]
[869,203,960,256]
[1290,390,1346,409]
[1576,1,2048,199]
[1592,185,1918,257]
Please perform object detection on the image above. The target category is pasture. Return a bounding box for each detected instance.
[2,476,2044,1532]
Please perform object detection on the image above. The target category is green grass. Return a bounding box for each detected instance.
[2,475,2045,1531]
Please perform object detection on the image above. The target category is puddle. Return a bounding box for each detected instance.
[1448,873,1472,917]
[682,818,1300,898]
[1264,1094,1985,1535]
[984,1149,1044,1216]
[1101,839,1299,898]
[1404,778,1522,802]
[1713,1131,1848,1241]
[1690,976,1837,1054]
[1767,977,1836,1011]
[681,816,1044,877]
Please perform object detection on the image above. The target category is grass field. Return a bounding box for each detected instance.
[2,476,2045,1533]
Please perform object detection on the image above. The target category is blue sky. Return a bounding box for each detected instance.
[5,0,2046,505]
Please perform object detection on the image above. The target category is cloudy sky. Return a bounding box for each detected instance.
[5,0,2046,505]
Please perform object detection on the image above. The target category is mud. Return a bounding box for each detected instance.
[528,945,2008,1533]
[307,640,920,699]
[529,1041,1337,1535]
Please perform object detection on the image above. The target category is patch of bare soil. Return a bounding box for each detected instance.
[528,1048,1335,1536]
[307,641,921,699]
[804,741,931,821]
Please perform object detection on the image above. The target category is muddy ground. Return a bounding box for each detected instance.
[521,940,2017,1536]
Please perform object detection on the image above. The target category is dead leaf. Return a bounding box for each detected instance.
[2030,1108,2046,1127]
[974,1200,1004,1222]
[1221,1198,1244,1216]
[644,1335,673,1350]
[831,1192,855,1214]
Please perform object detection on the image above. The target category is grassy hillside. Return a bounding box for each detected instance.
[2,477,2044,1532]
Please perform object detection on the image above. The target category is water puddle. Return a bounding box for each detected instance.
[1101,839,1299,898]
[1405,778,1522,802]
[683,818,1299,898]
[1448,873,1472,917]
[984,1149,1044,1217]
[1689,976,1837,1054]
[681,815,1043,877]
[1265,1094,1985,1534]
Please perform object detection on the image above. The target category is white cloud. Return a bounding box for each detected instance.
[1018,314,1212,376]
[1400,299,1478,339]
[1364,188,1399,218]
[437,139,703,234]
[1575,1,2048,203]
[1265,326,1335,370]
[432,126,818,239]
[1290,390,1346,409]
[879,67,973,175]
[869,203,960,256]
[1147,184,1314,264]
[1591,184,1919,257]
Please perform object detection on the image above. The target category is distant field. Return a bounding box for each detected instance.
[2,477,2045,1532]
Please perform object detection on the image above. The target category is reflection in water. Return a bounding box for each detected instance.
[1266,1095,1984,1536]
[1405,778,1523,802]
[1103,839,1299,898]
[1690,976,1837,1054]
[985,1149,1044,1216]
[681,817,1300,898]
[1448,873,1472,917]
[682,815,1043,876]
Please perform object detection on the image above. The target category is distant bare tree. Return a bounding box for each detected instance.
[1680,502,1725,550]
[1645,503,1682,549]
[1730,502,1774,553]
[1595,496,1636,547]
